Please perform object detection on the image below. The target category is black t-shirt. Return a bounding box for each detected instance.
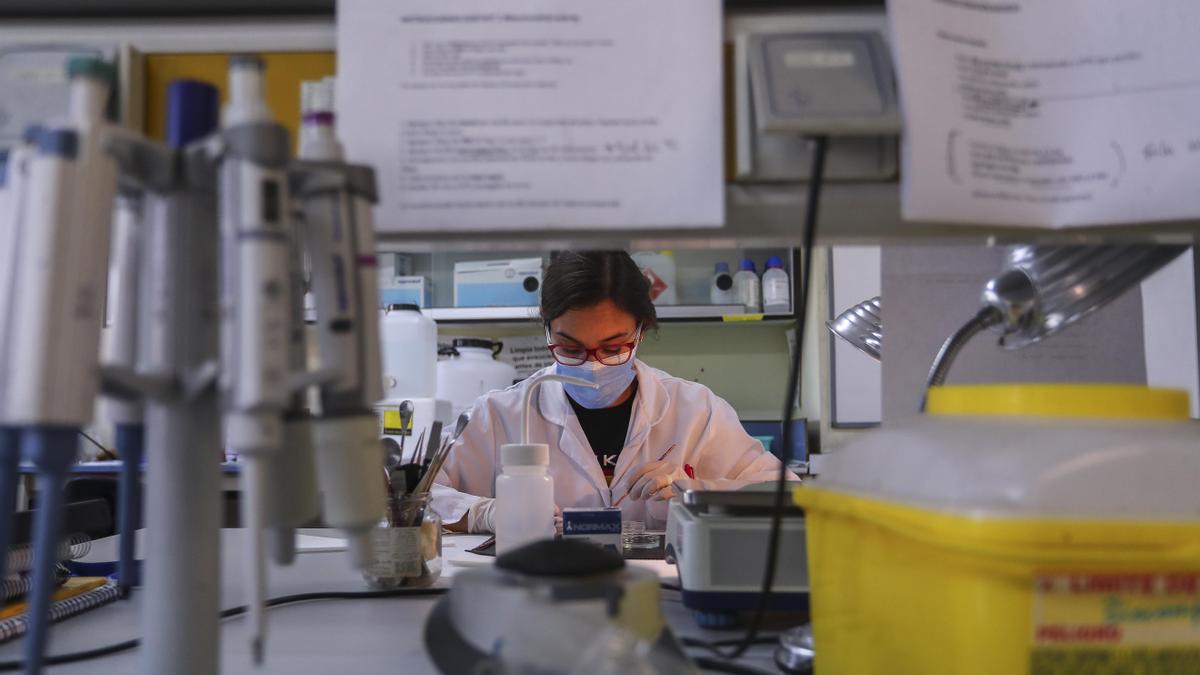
[567,380,638,486]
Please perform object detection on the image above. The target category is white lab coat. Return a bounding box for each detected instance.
[433,360,793,528]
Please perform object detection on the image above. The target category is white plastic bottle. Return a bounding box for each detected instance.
[436,338,517,419]
[762,255,791,314]
[710,262,736,305]
[493,373,593,555]
[379,304,437,401]
[733,259,761,312]
[494,443,555,555]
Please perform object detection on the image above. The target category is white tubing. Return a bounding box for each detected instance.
[521,374,596,444]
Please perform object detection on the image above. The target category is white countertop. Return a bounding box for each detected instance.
[0,529,783,674]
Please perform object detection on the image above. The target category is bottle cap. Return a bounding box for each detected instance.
[501,443,549,466]
[766,256,784,269]
[301,78,335,116]
[714,262,730,274]
[22,125,44,145]
[66,57,116,85]
[166,80,219,148]
[229,54,265,70]
[739,259,757,272]
[36,128,78,159]
[452,337,500,351]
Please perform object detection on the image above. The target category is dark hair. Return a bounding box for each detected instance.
[540,251,658,330]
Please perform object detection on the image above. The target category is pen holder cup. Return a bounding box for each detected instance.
[363,492,442,589]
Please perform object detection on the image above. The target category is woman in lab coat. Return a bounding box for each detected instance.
[434,251,792,532]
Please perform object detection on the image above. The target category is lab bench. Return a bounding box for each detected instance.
[0,529,788,674]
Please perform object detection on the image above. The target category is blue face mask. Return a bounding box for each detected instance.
[556,356,638,409]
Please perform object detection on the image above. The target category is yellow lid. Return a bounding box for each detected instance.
[925,384,1190,420]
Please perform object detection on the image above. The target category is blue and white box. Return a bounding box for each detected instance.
[379,275,431,309]
[562,507,622,551]
[453,258,543,308]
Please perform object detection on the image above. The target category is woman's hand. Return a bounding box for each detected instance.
[451,499,561,535]
[624,461,687,502]
[465,498,497,533]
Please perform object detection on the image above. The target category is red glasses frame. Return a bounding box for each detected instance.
[545,328,642,367]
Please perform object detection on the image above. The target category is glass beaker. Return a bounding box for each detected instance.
[363,492,442,589]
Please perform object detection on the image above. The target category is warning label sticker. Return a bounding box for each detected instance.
[380,407,413,436]
[1031,572,1200,675]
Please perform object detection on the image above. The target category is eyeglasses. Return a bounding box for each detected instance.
[546,328,642,367]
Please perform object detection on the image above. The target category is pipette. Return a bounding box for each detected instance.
[267,194,321,567]
[214,54,294,665]
[0,127,38,590]
[252,76,347,567]
[4,57,120,674]
[101,191,145,593]
[291,76,386,569]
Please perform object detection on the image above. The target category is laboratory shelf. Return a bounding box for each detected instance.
[657,304,774,319]
[381,247,799,323]
[425,306,539,323]
[375,183,1200,252]
[423,305,794,325]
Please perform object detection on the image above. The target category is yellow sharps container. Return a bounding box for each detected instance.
[793,384,1199,675]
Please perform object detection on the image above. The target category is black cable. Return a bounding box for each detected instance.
[0,586,447,670]
[692,656,778,675]
[713,135,827,661]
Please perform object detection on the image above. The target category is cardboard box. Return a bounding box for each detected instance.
[453,258,543,308]
[562,507,622,552]
[379,276,431,309]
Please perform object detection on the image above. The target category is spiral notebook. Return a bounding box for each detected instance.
[2,574,34,604]
[0,578,119,644]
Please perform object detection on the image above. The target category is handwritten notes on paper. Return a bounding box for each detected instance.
[337,0,723,232]
[889,0,1200,227]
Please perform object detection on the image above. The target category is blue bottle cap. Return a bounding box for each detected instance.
[166,80,219,148]
[739,259,756,272]
[766,256,784,269]
[714,262,730,274]
[22,124,44,145]
[37,128,79,159]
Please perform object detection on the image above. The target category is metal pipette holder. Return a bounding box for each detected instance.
[104,79,224,675]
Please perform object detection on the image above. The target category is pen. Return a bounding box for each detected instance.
[612,444,676,507]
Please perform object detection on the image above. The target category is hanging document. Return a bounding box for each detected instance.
[889,0,1200,228]
[337,0,724,232]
